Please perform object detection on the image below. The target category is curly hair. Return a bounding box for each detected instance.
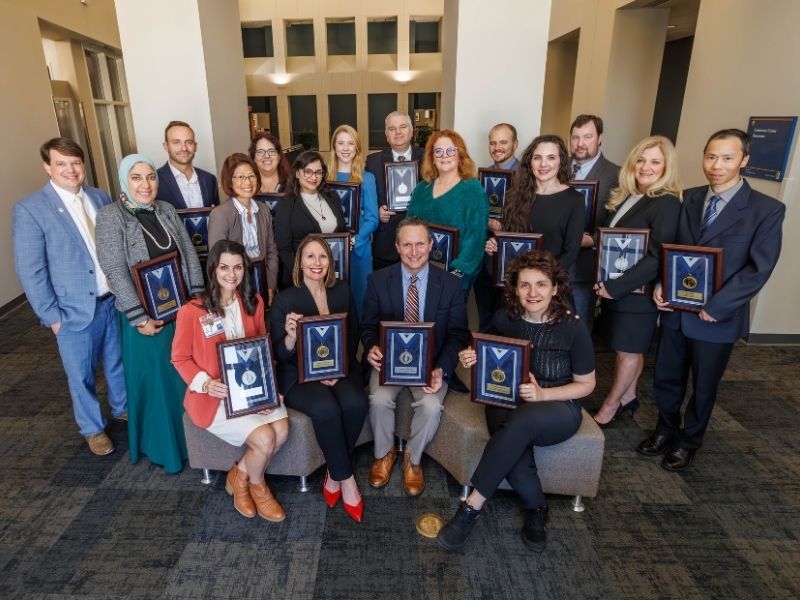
[220,153,260,199]
[421,129,477,182]
[248,132,291,190]
[502,250,573,323]
[202,240,258,317]
[328,125,365,184]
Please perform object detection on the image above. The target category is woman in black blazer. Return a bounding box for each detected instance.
[593,135,681,426]
[274,151,347,289]
[270,234,367,522]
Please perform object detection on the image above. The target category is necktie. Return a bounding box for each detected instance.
[572,163,581,178]
[405,274,419,322]
[74,194,96,242]
[702,195,722,230]
[397,155,407,162]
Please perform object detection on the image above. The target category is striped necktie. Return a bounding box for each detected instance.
[702,195,722,230]
[405,274,419,322]
[572,162,581,178]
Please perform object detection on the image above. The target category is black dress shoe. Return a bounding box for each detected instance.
[661,447,696,472]
[636,433,674,456]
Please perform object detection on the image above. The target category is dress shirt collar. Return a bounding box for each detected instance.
[392,147,413,162]
[169,161,197,183]
[705,177,744,208]
[232,197,259,215]
[571,152,603,180]
[50,180,86,204]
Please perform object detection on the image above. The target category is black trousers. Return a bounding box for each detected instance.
[652,325,733,449]
[473,259,502,332]
[471,400,582,509]
[284,375,368,480]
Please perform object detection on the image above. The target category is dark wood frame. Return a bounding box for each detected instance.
[254,192,287,217]
[479,168,514,220]
[296,313,349,383]
[492,232,544,286]
[470,332,531,409]
[130,251,188,323]
[176,206,213,256]
[320,232,351,281]
[428,223,460,271]
[595,227,651,296]
[217,334,280,418]
[249,258,268,297]
[327,181,361,232]
[378,321,435,387]
[384,160,419,211]
[661,243,724,313]
[569,179,600,233]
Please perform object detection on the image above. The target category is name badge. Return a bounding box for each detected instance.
[199,314,225,338]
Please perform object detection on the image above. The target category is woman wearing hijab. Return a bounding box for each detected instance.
[96,154,204,474]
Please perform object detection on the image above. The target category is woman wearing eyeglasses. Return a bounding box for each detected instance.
[274,150,347,290]
[407,129,488,294]
[249,132,291,194]
[208,153,279,305]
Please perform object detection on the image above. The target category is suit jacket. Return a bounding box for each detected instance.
[273,191,346,289]
[602,193,681,313]
[661,180,784,343]
[13,183,111,331]
[157,162,220,209]
[360,263,469,379]
[269,280,359,394]
[366,147,425,264]
[172,294,267,427]
[208,198,279,290]
[574,153,620,282]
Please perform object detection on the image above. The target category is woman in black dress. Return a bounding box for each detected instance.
[437,251,596,553]
[592,135,681,426]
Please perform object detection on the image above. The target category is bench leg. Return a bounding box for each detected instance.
[571,495,585,512]
[396,437,406,452]
[200,468,213,485]
[460,485,470,501]
[298,475,310,493]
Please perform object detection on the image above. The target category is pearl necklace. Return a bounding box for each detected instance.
[138,212,173,250]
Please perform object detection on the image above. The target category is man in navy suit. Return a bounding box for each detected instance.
[366,111,425,271]
[638,129,785,471]
[361,217,469,495]
[13,138,127,455]
[156,120,220,209]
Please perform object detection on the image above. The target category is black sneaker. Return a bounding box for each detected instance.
[437,502,482,551]
[521,506,547,552]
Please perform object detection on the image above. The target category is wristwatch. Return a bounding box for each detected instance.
[450,269,464,278]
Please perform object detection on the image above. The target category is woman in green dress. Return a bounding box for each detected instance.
[96,154,204,473]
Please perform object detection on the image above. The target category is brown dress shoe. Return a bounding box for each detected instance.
[402,451,425,496]
[369,448,397,488]
[225,464,256,518]
[249,480,286,522]
[85,432,114,456]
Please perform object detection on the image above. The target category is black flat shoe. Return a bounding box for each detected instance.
[661,447,696,472]
[636,433,674,456]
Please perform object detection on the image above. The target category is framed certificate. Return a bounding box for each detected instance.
[493,232,544,286]
[384,161,419,211]
[249,258,268,298]
[379,321,435,387]
[131,251,188,323]
[176,207,213,256]
[328,182,361,232]
[218,334,280,418]
[470,332,531,408]
[297,313,348,383]
[570,180,600,233]
[428,223,459,271]
[596,227,650,295]
[320,232,350,281]
[479,168,514,220]
[254,192,286,217]
[661,243,724,312]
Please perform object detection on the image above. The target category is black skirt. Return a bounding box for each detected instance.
[601,305,659,354]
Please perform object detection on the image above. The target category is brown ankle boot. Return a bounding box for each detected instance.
[249,480,286,522]
[225,464,256,518]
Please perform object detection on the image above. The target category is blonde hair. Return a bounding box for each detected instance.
[607,135,682,211]
[292,235,337,288]
[421,129,477,183]
[327,125,364,184]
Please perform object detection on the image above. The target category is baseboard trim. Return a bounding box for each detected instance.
[745,333,800,346]
[0,294,27,319]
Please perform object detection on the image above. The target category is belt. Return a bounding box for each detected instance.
[97,292,114,302]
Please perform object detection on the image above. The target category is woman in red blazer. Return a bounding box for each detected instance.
[172,240,288,522]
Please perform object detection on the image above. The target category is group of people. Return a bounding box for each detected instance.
[12,109,784,553]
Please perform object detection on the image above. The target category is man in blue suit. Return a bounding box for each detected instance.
[638,129,785,471]
[156,120,219,209]
[13,138,127,455]
[361,217,469,495]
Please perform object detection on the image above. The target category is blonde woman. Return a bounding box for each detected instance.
[593,136,682,426]
[328,125,378,316]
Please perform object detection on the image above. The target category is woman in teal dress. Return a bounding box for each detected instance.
[327,124,379,317]
[96,154,204,473]
[407,128,488,295]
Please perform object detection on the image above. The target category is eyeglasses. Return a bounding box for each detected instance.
[302,168,325,179]
[254,148,279,158]
[433,147,458,158]
[232,174,257,182]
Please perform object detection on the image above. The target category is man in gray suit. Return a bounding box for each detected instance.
[569,114,620,328]
[13,138,127,456]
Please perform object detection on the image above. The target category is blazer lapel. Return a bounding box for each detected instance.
[161,167,186,209]
[43,185,89,251]
[423,268,442,321]
[616,194,650,227]
[685,188,706,244]
[699,182,749,244]
[388,265,404,319]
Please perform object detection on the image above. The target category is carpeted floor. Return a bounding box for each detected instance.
[1,302,798,599]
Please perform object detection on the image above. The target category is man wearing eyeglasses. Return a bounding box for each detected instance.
[157,120,220,209]
[366,112,425,271]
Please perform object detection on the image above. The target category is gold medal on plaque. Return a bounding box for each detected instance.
[432,249,443,261]
[192,233,203,246]
[157,287,170,301]
[415,513,445,538]
[316,344,330,359]
[489,193,500,206]
[399,350,413,365]
[491,368,506,383]
[682,274,698,290]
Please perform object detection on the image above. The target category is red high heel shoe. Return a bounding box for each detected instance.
[322,471,341,508]
[343,481,364,523]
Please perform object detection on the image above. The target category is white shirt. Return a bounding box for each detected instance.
[392,148,413,162]
[50,181,110,296]
[571,152,603,181]
[231,198,261,258]
[169,162,204,209]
